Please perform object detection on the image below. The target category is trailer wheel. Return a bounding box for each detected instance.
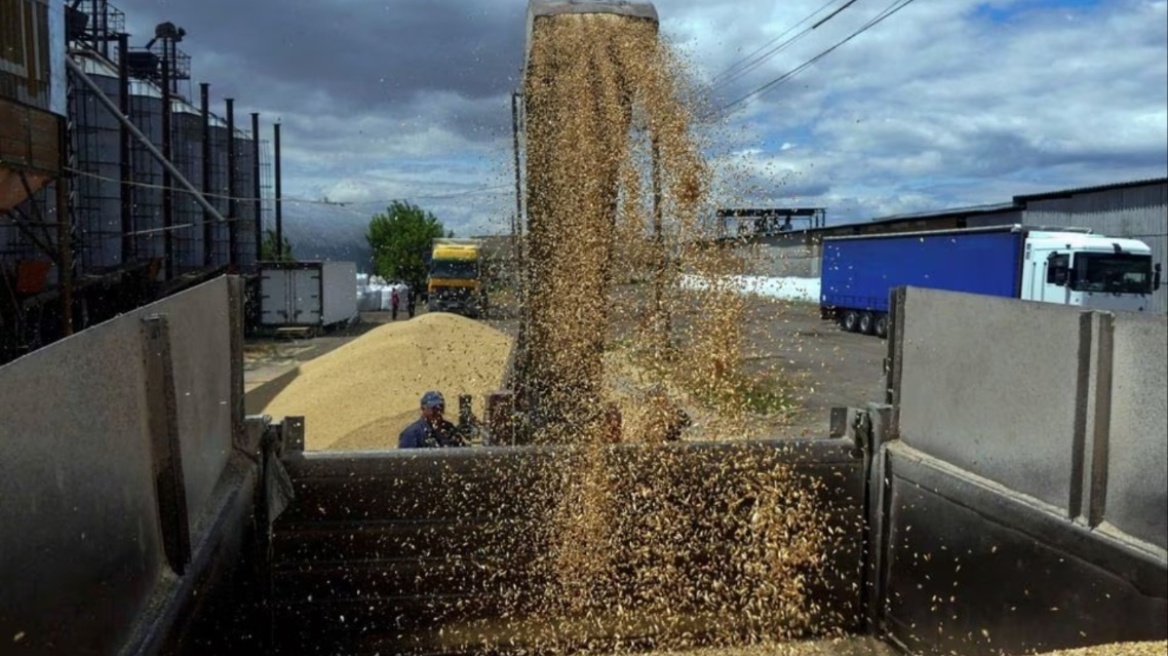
[841,310,860,332]
[874,313,889,339]
[859,312,875,335]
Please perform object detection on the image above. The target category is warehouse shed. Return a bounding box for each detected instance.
[740,177,1167,313]
[1004,178,1167,314]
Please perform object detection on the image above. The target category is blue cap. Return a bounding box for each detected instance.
[421,391,445,409]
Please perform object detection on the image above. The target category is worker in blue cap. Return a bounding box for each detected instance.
[398,390,463,448]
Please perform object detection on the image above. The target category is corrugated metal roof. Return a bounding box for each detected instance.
[861,201,1017,226]
[729,177,1166,238]
[1014,177,1168,203]
[792,201,1017,235]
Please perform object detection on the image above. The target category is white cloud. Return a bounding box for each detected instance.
[666,0,1168,222]
[114,0,1168,239]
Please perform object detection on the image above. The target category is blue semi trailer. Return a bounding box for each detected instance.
[820,224,1162,338]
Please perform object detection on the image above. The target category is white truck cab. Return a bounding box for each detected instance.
[1022,230,1162,313]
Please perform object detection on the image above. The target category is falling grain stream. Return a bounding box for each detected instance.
[260,11,1165,656]
[491,11,850,654]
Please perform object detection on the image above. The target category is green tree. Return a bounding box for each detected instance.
[261,228,294,261]
[367,200,449,291]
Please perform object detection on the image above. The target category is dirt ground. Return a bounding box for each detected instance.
[483,288,887,438]
[738,296,888,437]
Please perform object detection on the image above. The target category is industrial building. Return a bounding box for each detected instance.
[1,0,285,364]
[742,177,1168,314]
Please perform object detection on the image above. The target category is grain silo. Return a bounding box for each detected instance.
[69,53,123,271]
[171,98,205,273]
[3,0,283,363]
[233,121,258,266]
[206,113,231,267]
[128,72,165,272]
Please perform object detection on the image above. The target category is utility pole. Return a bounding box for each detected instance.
[273,121,283,261]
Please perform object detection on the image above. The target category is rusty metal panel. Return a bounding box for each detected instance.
[0,97,60,172]
[0,0,53,109]
[0,96,61,211]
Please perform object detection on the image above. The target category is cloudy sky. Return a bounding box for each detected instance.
[111,0,1168,259]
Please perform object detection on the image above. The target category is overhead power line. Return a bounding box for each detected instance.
[718,0,922,114]
[63,167,511,207]
[710,0,843,87]
[711,0,864,95]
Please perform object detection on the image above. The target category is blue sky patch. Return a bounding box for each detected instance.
[973,0,1104,24]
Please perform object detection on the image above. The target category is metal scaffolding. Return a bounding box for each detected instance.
[3,0,281,364]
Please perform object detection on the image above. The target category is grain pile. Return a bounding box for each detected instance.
[261,313,511,450]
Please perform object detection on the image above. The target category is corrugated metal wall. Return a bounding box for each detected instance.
[1020,182,1168,314]
[0,0,52,109]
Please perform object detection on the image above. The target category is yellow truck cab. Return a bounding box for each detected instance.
[427,238,487,318]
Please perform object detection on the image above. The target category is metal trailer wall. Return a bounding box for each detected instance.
[70,56,124,270]
[171,103,205,272]
[0,276,258,655]
[129,80,165,268]
[270,438,869,655]
[875,286,1168,655]
[1011,181,1168,314]
[320,260,357,325]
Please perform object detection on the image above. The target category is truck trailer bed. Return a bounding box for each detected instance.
[2,279,1165,656]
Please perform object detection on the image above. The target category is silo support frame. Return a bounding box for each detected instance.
[64,57,228,228]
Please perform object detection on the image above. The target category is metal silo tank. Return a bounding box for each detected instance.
[69,54,123,272]
[129,77,164,271]
[233,128,257,266]
[207,115,230,267]
[171,98,204,273]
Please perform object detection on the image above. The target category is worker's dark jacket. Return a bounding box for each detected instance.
[398,417,462,448]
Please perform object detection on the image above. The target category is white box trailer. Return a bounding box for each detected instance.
[259,261,358,329]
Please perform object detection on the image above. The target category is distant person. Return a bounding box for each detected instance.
[391,287,400,321]
[407,289,417,318]
[398,391,463,448]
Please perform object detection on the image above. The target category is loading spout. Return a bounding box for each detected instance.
[523,0,659,76]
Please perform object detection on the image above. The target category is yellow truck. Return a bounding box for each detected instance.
[426,237,487,318]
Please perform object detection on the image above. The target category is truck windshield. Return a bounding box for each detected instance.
[1072,253,1153,294]
[430,260,477,279]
